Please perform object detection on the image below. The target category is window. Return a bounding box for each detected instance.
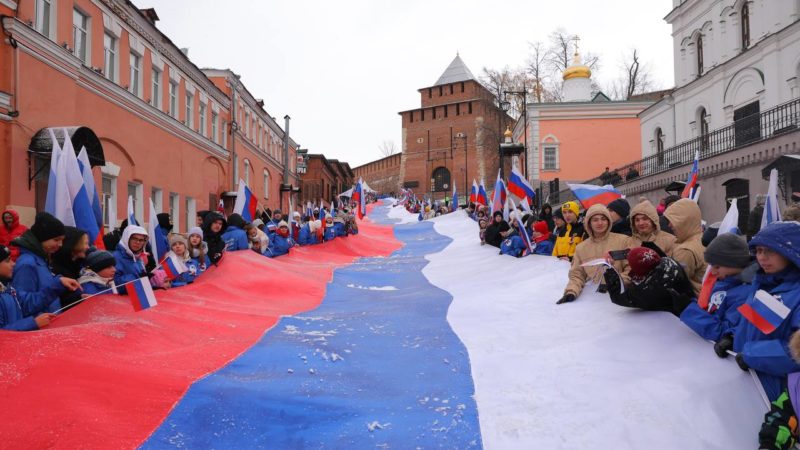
[438,86,443,96]
[35,0,53,39]
[151,69,161,109]
[432,107,437,119]
[102,175,116,229]
[655,128,664,165]
[127,182,143,225]
[444,105,448,118]
[185,92,194,128]
[431,167,451,192]
[428,88,432,98]
[222,121,228,148]
[199,102,207,135]
[698,107,709,151]
[468,102,473,114]
[129,53,141,96]
[543,146,558,170]
[456,104,461,115]
[103,33,117,81]
[421,109,425,121]
[211,111,218,143]
[184,197,196,234]
[460,82,465,93]
[741,3,751,50]
[72,9,89,64]
[169,81,178,118]
[244,111,249,137]
[449,84,454,94]
[151,187,163,213]
[409,111,414,123]
[696,35,704,77]
[243,159,251,186]
[169,193,180,233]
[263,170,270,199]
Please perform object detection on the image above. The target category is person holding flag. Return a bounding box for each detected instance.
[112,225,169,293]
[353,178,366,220]
[490,170,507,216]
[163,235,194,287]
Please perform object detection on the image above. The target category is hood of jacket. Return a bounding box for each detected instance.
[226,213,247,230]
[51,226,88,276]
[78,268,113,287]
[11,230,47,260]
[663,199,702,243]
[584,204,613,240]
[156,213,173,231]
[629,199,661,238]
[2,209,20,230]
[118,225,148,258]
[202,212,228,238]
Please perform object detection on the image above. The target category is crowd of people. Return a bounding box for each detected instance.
[0,204,361,331]
[466,195,800,449]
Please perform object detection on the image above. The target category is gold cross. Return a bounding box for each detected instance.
[572,35,581,55]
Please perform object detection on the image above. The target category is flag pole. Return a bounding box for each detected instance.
[52,278,141,315]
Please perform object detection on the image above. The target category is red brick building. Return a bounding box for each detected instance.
[352,153,401,196]
[298,154,353,204]
[398,55,514,200]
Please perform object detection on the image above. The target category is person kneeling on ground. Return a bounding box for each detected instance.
[78,251,117,295]
[0,244,57,331]
[267,221,295,258]
[557,204,629,304]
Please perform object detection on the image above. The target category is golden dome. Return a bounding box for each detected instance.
[504,126,513,139]
[562,52,592,81]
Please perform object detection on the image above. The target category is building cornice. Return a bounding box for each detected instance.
[397,97,496,115]
[0,0,17,11]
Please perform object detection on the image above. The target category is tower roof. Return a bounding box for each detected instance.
[434,54,476,86]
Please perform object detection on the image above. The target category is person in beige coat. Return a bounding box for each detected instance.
[625,199,677,256]
[662,198,707,294]
[557,204,630,304]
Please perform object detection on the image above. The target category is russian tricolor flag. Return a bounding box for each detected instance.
[681,150,700,201]
[738,289,791,335]
[491,170,506,215]
[469,180,478,204]
[477,180,489,207]
[233,179,258,223]
[451,183,458,212]
[567,183,622,209]
[507,166,536,202]
[161,253,188,281]
[128,276,158,312]
[761,168,782,230]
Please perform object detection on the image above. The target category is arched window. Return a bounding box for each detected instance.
[431,167,451,192]
[696,34,704,77]
[741,3,751,50]
[243,159,251,186]
[698,107,709,151]
[263,170,270,199]
[655,128,665,165]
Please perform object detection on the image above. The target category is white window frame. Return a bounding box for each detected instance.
[129,52,142,97]
[169,193,180,232]
[243,159,251,186]
[103,32,118,82]
[185,92,194,128]
[168,80,178,118]
[151,68,162,109]
[72,8,90,65]
[263,170,270,199]
[151,187,163,213]
[199,102,207,136]
[101,174,117,230]
[211,111,218,143]
[35,0,55,40]
[185,197,196,234]
[543,145,559,171]
[127,182,143,225]
[222,121,228,148]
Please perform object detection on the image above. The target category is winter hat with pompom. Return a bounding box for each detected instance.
[627,247,662,284]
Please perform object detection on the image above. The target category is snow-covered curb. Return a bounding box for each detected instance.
[422,212,764,449]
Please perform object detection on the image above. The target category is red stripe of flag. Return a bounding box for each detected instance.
[737,303,778,335]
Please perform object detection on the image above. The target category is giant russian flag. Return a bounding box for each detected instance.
[507,166,536,202]
[233,179,258,223]
[567,183,622,209]
[681,150,700,200]
[128,276,158,312]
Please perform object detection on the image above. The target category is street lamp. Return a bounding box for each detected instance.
[502,88,529,184]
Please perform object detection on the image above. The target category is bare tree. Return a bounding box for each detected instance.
[480,66,531,118]
[378,140,398,157]
[547,29,601,74]
[525,41,550,103]
[608,48,657,100]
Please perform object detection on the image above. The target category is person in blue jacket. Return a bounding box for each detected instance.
[113,225,163,293]
[165,234,196,287]
[298,220,320,246]
[187,227,211,275]
[222,213,249,252]
[10,212,80,315]
[678,233,754,347]
[323,216,337,242]
[333,216,347,237]
[78,250,117,295]
[0,244,57,331]
[730,221,800,402]
[153,213,173,259]
[531,220,554,256]
[267,221,295,258]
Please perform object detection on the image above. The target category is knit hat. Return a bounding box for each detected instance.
[704,233,750,268]
[627,247,662,284]
[533,221,550,243]
[188,226,203,239]
[169,234,188,248]
[607,198,631,219]
[0,244,10,262]
[31,212,65,242]
[85,250,116,273]
[750,221,800,269]
[252,219,264,229]
[561,201,580,216]
[278,220,289,229]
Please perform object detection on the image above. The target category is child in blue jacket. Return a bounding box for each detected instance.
[679,233,753,347]
[165,235,196,287]
[78,251,117,295]
[0,244,57,331]
[323,217,337,242]
[222,213,250,252]
[532,221,554,256]
[187,227,211,277]
[267,221,295,258]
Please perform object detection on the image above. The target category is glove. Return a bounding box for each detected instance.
[713,335,734,358]
[150,269,168,288]
[597,283,608,294]
[736,352,750,372]
[759,391,798,450]
[603,269,622,295]
[556,293,576,305]
[667,288,693,316]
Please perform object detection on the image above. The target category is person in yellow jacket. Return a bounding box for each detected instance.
[625,198,677,256]
[557,204,630,304]
[552,201,585,261]
[662,198,707,294]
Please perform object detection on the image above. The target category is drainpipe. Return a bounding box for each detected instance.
[282,115,290,211]
[230,79,238,192]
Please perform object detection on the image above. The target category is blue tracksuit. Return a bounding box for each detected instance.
[80,280,112,295]
[298,224,318,246]
[0,286,38,331]
[680,273,750,341]
[334,222,346,237]
[222,226,249,252]
[267,235,294,258]
[533,239,554,256]
[500,234,527,257]
[732,268,800,401]
[323,227,337,242]
[113,244,148,295]
[11,247,65,314]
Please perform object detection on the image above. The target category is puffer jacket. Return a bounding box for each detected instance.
[0,209,27,261]
[625,199,677,256]
[222,214,249,252]
[563,204,630,298]
[663,199,707,294]
[267,234,294,258]
[298,222,319,246]
[202,212,228,264]
[323,223,337,242]
[112,225,149,294]
[605,256,694,313]
[680,265,755,341]
[78,269,116,295]
[0,284,38,331]
[10,231,65,314]
[500,234,527,257]
[552,221,585,260]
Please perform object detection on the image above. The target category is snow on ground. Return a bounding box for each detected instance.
[387,203,420,224]
[423,210,766,449]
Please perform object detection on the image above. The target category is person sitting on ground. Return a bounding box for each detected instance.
[51,226,90,310]
[675,233,755,353]
[323,216,337,241]
[0,209,27,261]
[731,221,800,402]
[267,221,295,258]
[500,212,526,257]
[153,213,173,258]
[484,211,510,249]
[78,250,117,295]
[0,245,57,331]
[333,215,347,237]
[166,234,195,288]
[663,198,707,294]
[11,212,80,315]
[532,221,554,256]
[202,212,227,265]
[222,213,249,252]
[607,198,632,237]
[557,204,629,305]
[187,227,210,275]
[625,199,677,256]
[552,201,585,261]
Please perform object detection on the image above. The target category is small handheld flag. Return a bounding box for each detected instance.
[161,253,188,281]
[738,290,791,335]
[451,183,458,212]
[469,180,478,204]
[681,150,700,201]
[491,170,507,215]
[128,195,139,226]
[147,199,160,264]
[761,168,782,229]
[128,276,158,312]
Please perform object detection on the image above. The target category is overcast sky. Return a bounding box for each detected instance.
[145,0,675,167]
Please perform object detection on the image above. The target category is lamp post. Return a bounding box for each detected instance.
[501,88,529,180]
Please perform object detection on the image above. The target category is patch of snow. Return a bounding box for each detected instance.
[346,283,399,291]
[366,421,391,432]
